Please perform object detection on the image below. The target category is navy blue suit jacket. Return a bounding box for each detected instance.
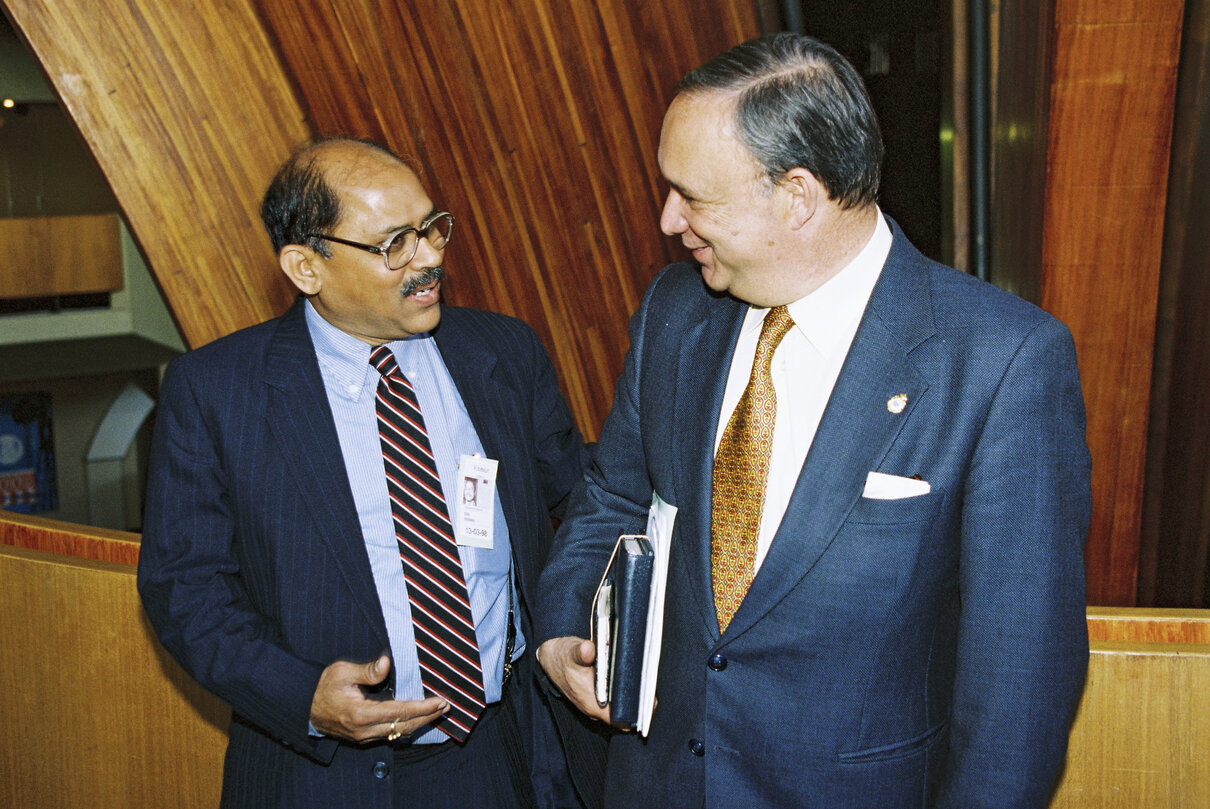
[537,220,1090,809]
[139,299,592,808]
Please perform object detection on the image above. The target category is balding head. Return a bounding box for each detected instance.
[260,138,415,256]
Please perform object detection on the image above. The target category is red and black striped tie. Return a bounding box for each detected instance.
[370,345,485,742]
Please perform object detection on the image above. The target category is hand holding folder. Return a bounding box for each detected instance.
[590,534,653,726]
[587,495,676,736]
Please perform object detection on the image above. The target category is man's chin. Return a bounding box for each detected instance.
[698,263,728,292]
[402,302,442,337]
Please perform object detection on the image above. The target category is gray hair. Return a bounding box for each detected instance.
[676,33,883,209]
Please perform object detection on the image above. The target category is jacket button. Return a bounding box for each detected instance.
[373,760,390,779]
[688,738,705,757]
[707,653,727,671]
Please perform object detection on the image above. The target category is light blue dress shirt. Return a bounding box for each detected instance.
[305,301,523,744]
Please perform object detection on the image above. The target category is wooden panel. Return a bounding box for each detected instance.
[256,0,761,437]
[6,502,1208,809]
[947,0,970,273]
[1050,640,1210,808]
[0,214,121,298]
[2,0,305,349]
[1140,0,1210,607]
[0,0,1187,600]
[0,543,228,809]
[1041,0,1185,605]
[0,510,140,565]
[1054,608,1210,807]
[1086,605,1210,643]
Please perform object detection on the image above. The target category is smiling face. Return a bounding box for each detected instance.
[284,143,447,344]
[658,92,811,308]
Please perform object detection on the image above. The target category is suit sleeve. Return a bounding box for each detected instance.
[523,325,592,522]
[938,317,1091,808]
[535,274,665,644]
[137,357,337,764]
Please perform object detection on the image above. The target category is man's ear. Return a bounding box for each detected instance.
[279,244,322,296]
[780,167,821,229]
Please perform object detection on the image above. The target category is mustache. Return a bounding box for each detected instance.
[400,265,445,297]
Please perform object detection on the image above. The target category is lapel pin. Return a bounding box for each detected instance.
[887,393,908,414]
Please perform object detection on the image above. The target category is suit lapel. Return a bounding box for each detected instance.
[431,313,531,571]
[263,300,391,650]
[430,311,504,488]
[720,223,936,642]
[671,295,747,638]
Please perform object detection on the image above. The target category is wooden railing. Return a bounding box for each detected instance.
[0,512,226,809]
[1051,608,1210,808]
[1,510,1206,808]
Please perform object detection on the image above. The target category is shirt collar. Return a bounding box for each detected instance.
[305,301,377,401]
[304,301,436,402]
[741,209,892,360]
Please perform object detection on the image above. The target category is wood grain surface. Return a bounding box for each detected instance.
[0,542,228,809]
[0,215,122,298]
[4,513,1206,808]
[255,0,761,435]
[1042,0,1185,605]
[0,510,140,565]
[4,0,1191,605]
[1087,605,1210,643]
[1139,0,1210,608]
[2,0,304,348]
[1052,606,1210,807]
[1051,639,1210,808]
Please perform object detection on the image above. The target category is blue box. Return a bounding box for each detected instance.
[0,392,58,513]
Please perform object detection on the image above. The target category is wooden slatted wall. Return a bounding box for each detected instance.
[254,0,761,434]
[1,0,303,347]
[1041,0,1185,604]
[3,0,760,438]
[1141,0,1210,607]
[4,0,1194,604]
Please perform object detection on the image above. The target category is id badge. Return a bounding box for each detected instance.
[456,454,497,548]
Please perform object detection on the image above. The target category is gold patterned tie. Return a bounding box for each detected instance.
[711,305,795,632]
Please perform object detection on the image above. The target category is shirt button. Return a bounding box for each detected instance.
[373,760,390,779]
[688,738,705,757]
[708,653,728,671]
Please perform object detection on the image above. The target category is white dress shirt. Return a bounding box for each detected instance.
[714,211,892,571]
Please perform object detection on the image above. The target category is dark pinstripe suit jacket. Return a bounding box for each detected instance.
[138,298,594,808]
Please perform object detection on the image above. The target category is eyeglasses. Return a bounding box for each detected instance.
[307,211,454,270]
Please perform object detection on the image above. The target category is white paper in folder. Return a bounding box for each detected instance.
[637,492,676,736]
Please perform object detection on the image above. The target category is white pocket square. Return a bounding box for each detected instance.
[863,471,931,500]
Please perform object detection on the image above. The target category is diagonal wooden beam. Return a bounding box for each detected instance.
[3,0,306,349]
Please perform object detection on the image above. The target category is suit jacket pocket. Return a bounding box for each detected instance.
[837,719,948,764]
[846,489,944,526]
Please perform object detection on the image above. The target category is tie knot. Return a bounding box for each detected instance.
[369,345,400,379]
[756,305,794,356]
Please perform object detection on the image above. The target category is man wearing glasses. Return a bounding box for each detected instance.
[138,138,598,809]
